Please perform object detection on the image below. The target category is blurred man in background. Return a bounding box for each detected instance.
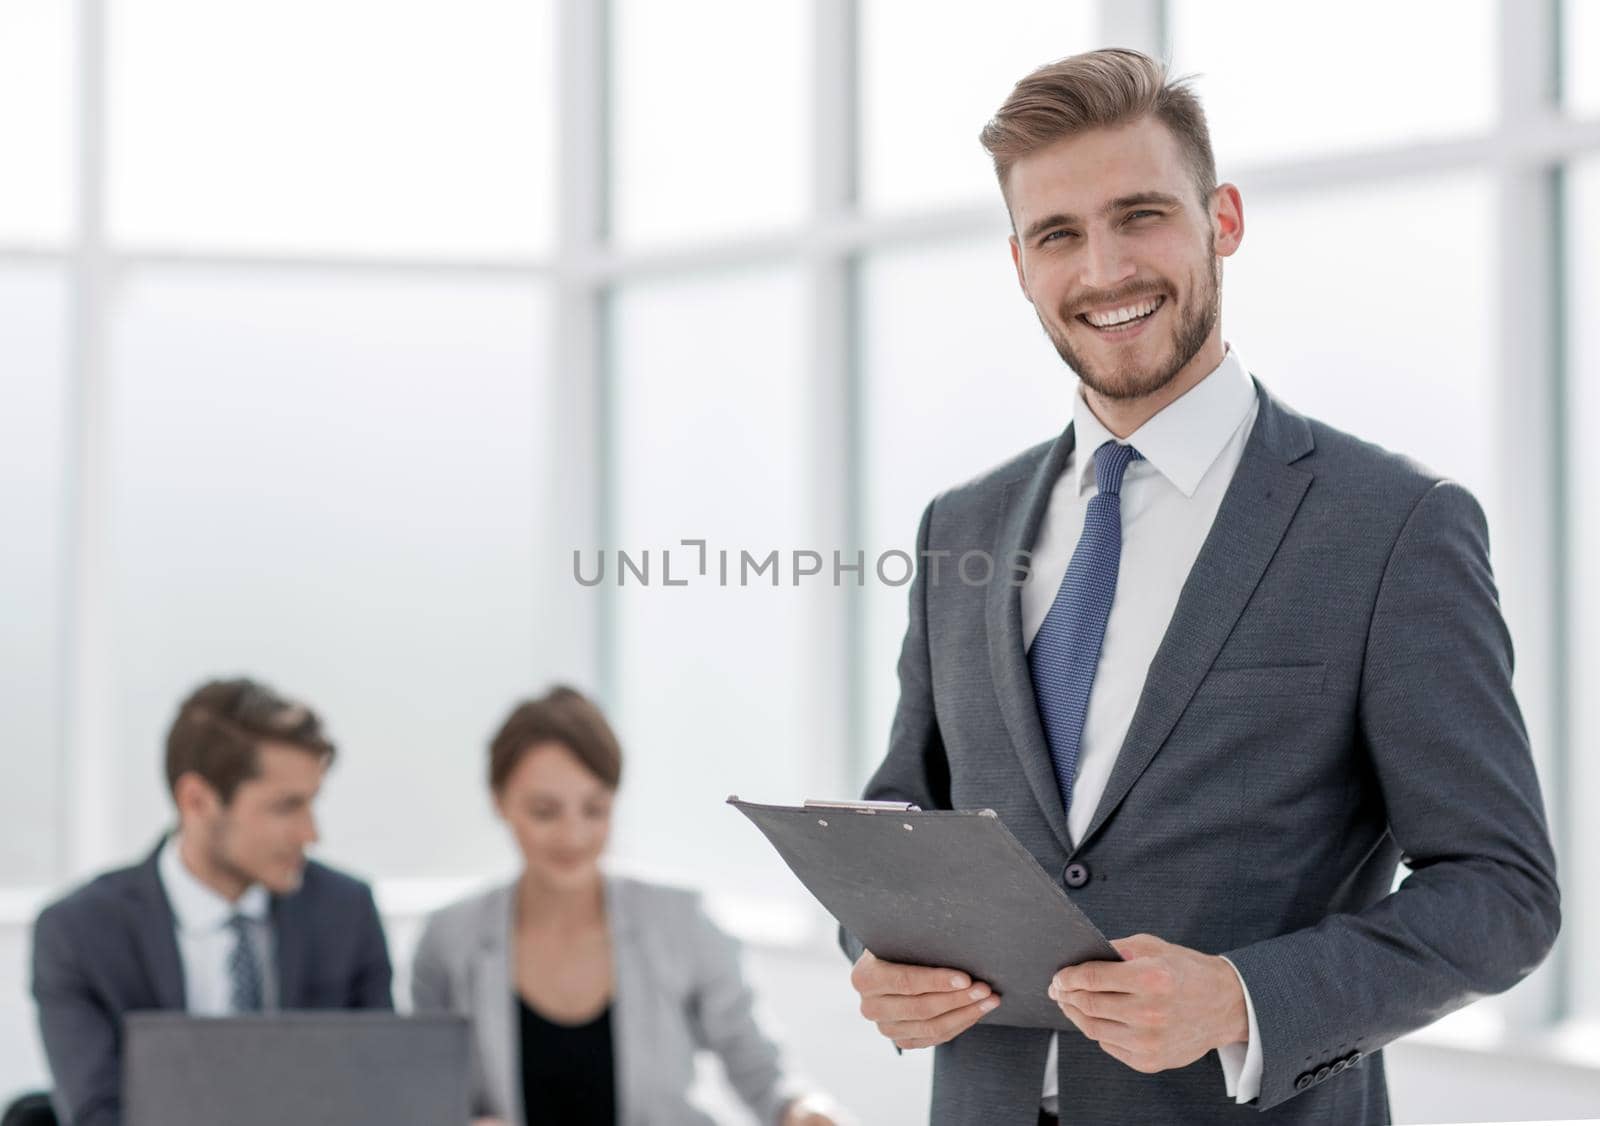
[31,678,392,1126]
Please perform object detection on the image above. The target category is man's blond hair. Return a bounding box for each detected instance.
[979,48,1217,210]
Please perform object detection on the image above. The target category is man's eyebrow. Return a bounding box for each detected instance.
[1020,192,1186,241]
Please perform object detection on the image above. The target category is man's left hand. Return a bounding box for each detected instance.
[1049,933,1248,1075]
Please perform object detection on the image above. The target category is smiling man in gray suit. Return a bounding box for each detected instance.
[843,48,1560,1125]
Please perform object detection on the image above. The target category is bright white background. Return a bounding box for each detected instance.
[3,1,1600,1121]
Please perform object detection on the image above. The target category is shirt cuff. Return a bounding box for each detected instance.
[1216,956,1262,1104]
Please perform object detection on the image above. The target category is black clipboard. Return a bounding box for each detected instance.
[729,797,1121,1030]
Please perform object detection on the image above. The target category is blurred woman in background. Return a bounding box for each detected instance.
[412,685,838,1126]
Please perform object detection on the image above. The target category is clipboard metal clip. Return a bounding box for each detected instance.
[800,799,923,814]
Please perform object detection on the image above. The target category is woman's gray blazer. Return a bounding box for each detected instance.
[411,874,805,1126]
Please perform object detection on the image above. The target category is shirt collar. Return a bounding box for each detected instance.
[1071,344,1256,499]
[158,834,271,934]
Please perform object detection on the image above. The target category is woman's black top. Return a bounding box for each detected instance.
[518,994,616,1126]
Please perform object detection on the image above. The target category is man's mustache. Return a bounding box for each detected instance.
[1062,283,1167,319]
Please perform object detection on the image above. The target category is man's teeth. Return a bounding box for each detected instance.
[1084,296,1162,328]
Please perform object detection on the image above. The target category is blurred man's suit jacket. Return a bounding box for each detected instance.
[32,839,392,1126]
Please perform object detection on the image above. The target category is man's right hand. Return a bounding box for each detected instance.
[849,949,1000,1049]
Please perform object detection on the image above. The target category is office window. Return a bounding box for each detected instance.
[106,270,549,877]
[1168,1,1496,171]
[1567,0,1600,117]
[859,0,1093,214]
[0,267,68,883]
[610,0,808,246]
[109,0,557,257]
[1565,158,1600,1019]
[607,268,816,901]
[1222,173,1501,538]
[859,237,1073,769]
[0,1,74,244]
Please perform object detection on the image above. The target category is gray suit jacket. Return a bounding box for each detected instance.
[31,838,394,1126]
[411,874,805,1125]
[846,379,1560,1124]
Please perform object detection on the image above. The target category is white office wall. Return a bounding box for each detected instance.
[108,0,558,257]
[0,2,74,244]
[1565,0,1600,117]
[0,268,69,885]
[103,270,551,878]
[1565,157,1600,1022]
[607,267,821,903]
[610,0,809,247]
[858,0,1094,214]
[1168,0,1498,168]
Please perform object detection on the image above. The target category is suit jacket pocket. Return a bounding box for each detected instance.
[1199,662,1326,697]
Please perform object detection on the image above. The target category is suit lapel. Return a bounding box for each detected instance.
[271,890,306,1007]
[125,840,186,1010]
[987,422,1078,855]
[1073,381,1315,854]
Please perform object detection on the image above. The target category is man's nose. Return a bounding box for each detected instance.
[1080,231,1136,292]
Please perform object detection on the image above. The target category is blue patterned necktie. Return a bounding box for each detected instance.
[226,913,264,1013]
[1028,440,1143,815]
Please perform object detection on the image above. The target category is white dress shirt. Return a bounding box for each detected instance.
[157,835,277,1014]
[1025,345,1263,1111]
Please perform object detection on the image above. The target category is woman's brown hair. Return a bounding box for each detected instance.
[488,685,623,793]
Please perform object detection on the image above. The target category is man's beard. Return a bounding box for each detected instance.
[206,815,297,892]
[1041,246,1220,402]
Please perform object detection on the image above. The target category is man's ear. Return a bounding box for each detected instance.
[1210,183,1244,258]
[173,771,222,824]
[1009,235,1032,301]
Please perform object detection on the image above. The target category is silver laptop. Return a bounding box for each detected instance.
[123,1011,470,1126]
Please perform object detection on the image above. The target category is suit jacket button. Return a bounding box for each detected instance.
[1330,1059,1347,1075]
[1314,1065,1332,1082]
[1062,862,1090,889]
[1294,1073,1313,1091]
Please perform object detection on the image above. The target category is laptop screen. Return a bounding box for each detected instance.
[123,1012,470,1126]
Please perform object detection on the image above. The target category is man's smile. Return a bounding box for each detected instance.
[1075,294,1166,338]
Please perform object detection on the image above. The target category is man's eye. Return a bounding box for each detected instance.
[1041,229,1076,244]
[1127,210,1160,221]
